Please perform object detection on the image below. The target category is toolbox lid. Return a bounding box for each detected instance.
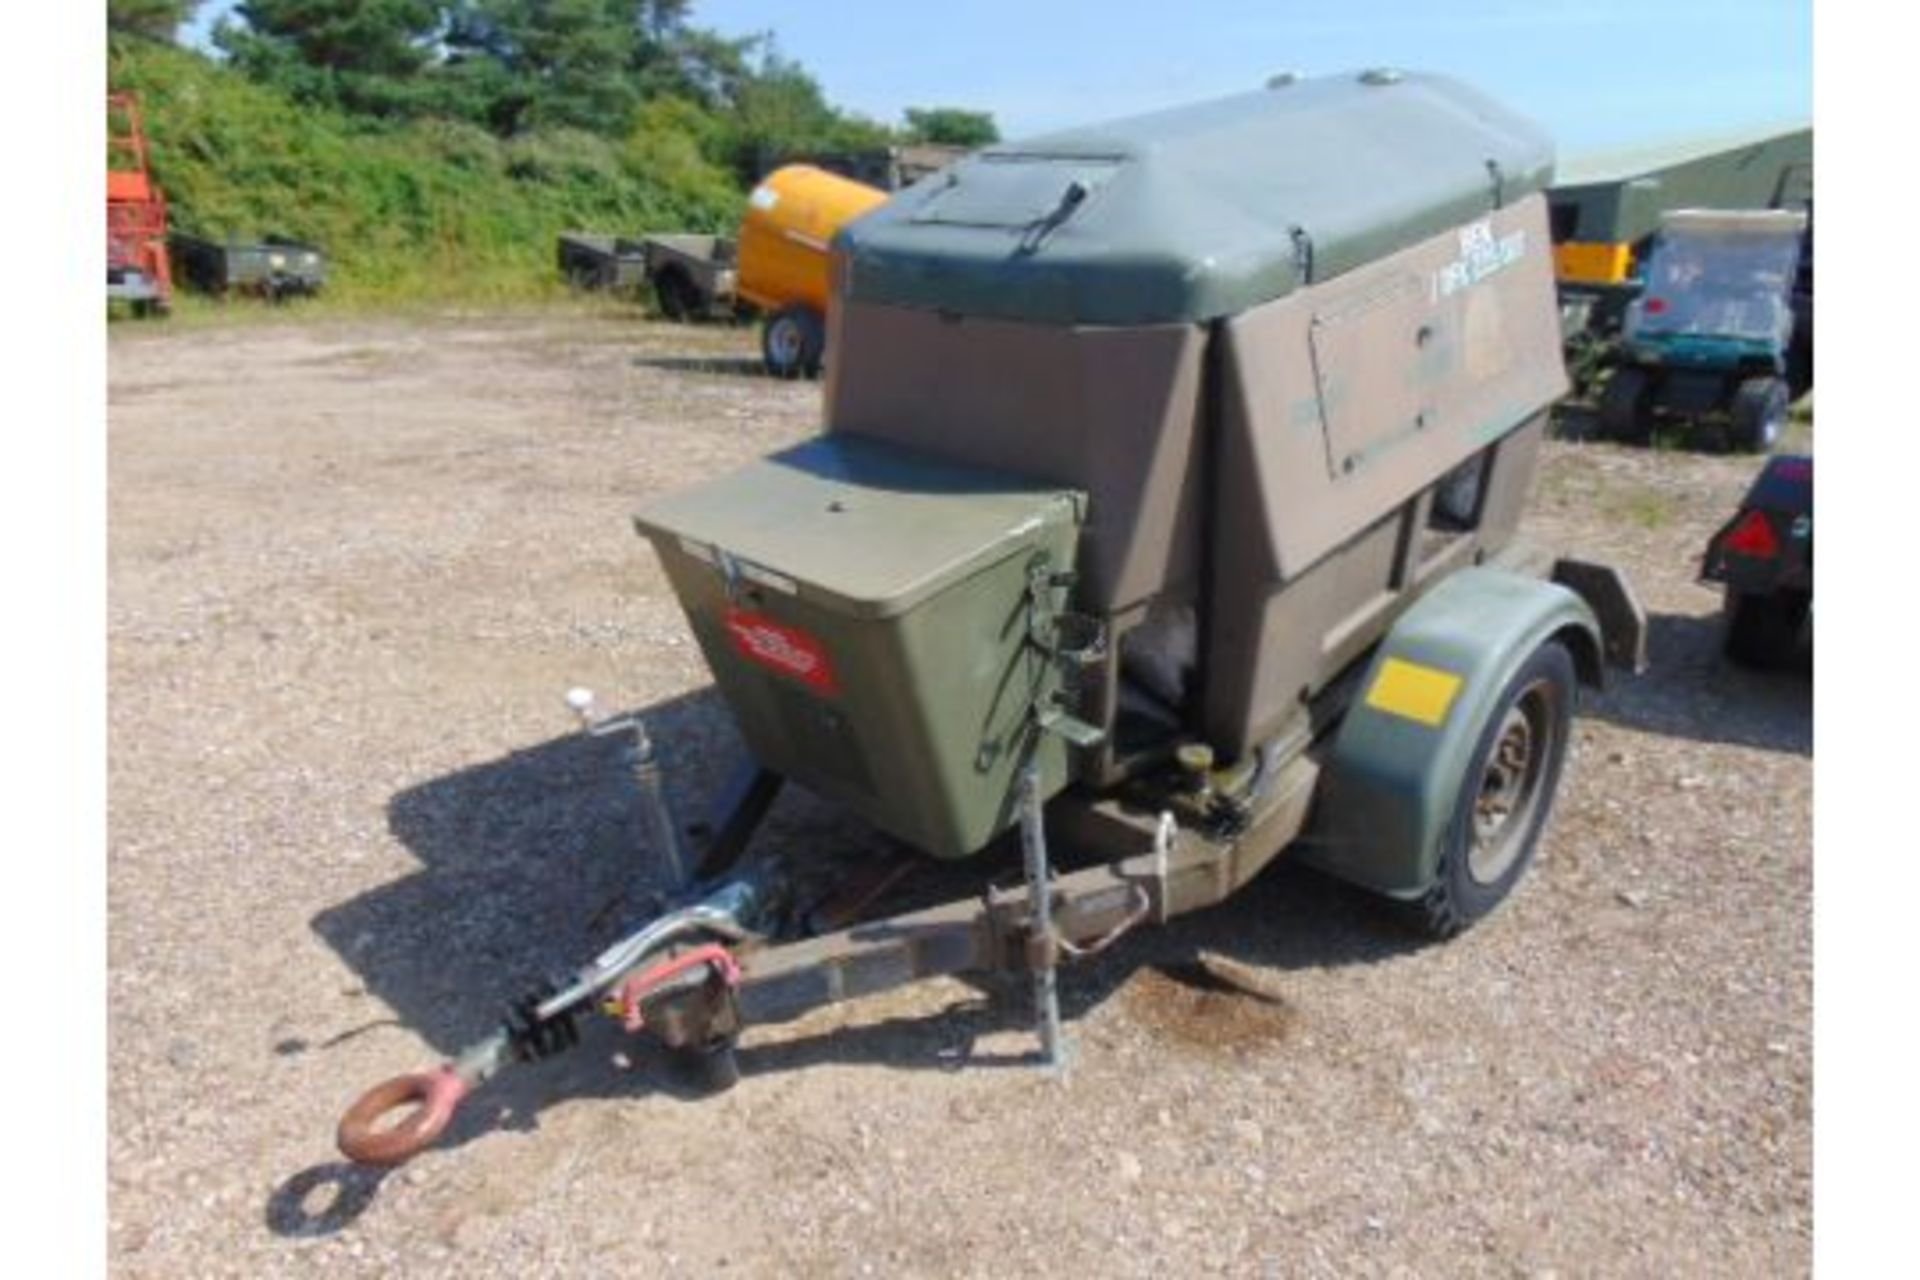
[633,434,1084,619]
[838,69,1553,326]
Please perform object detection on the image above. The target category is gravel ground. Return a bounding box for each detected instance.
[108,308,1811,1277]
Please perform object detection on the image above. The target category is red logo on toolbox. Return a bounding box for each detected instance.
[724,608,839,694]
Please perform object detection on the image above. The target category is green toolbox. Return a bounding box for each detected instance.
[634,434,1087,859]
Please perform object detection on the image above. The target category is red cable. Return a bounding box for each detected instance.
[615,943,742,1033]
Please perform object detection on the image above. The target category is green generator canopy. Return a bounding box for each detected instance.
[838,69,1554,327]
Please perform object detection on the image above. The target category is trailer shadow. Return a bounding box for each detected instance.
[1583,610,1810,756]
[631,354,773,380]
[274,866,1403,1236]
[733,859,1412,1084]
[266,1013,747,1237]
[307,685,911,1060]
[279,686,1428,1236]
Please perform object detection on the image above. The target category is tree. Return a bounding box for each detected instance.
[445,1,641,135]
[226,1,441,76]
[632,15,757,111]
[215,0,444,117]
[903,107,999,149]
[633,0,692,39]
[720,42,895,179]
[204,0,914,175]
[108,0,202,40]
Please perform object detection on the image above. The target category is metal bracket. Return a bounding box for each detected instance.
[715,548,745,604]
[1552,557,1650,675]
[1036,703,1105,749]
[1026,559,1108,749]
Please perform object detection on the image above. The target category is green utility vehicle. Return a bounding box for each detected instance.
[1545,126,1812,400]
[334,70,1645,1168]
[1598,209,1807,450]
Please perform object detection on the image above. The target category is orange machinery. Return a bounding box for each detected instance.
[736,165,887,377]
[107,92,172,316]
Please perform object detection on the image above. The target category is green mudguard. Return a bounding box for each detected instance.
[1306,568,1604,898]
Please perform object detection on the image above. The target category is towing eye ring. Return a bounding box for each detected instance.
[336,1066,471,1167]
[333,943,743,1166]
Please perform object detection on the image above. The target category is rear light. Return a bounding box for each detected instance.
[1644,297,1668,315]
[1722,509,1779,559]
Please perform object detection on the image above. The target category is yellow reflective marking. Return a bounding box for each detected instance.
[1553,241,1635,286]
[1365,657,1464,727]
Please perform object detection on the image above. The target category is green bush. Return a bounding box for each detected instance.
[110,35,745,303]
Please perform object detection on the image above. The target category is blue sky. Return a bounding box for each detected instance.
[185,0,1810,155]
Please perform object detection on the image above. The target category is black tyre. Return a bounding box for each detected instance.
[1597,367,1651,442]
[653,268,699,322]
[761,304,824,379]
[1416,641,1576,939]
[1730,376,1789,453]
[1787,296,1813,398]
[1723,588,1807,668]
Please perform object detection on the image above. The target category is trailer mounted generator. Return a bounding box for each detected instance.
[337,70,1644,1169]
[639,69,1632,871]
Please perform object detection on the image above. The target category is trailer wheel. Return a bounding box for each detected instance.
[1730,376,1789,453]
[762,305,824,379]
[1597,368,1650,442]
[654,268,699,322]
[1417,640,1575,939]
[1723,588,1807,668]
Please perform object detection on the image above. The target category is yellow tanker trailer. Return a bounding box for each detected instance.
[736,164,888,378]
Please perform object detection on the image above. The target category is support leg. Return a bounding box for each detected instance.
[1019,764,1067,1071]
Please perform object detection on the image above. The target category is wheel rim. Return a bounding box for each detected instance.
[1467,681,1555,884]
[767,318,802,368]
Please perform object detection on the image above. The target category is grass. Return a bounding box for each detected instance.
[1603,489,1679,530]
[110,37,745,306]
